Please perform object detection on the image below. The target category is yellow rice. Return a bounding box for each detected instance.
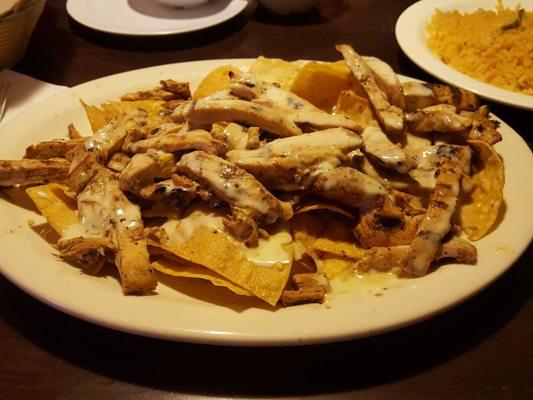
[427,1,533,95]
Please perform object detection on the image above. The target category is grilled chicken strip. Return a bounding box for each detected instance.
[107,153,131,172]
[127,129,225,155]
[362,124,416,173]
[0,159,69,186]
[24,138,86,159]
[362,56,405,110]
[227,128,363,190]
[230,74,361,132]
[76,169,157,293]
[311,166,387,210]
[139,174,215,206]
[58,236,113,272]
[402,81,479,112]
[408,145,440,190]
[407,104,472,133]
[173,99,303,137]
[336,44,405,135]
[120,79,191,101]
[177,151,292,225]
[460,107,502,145]
[69,111,145,193]
[403,145,471,276]
[359,236,477,272]
[119,150,175,195]
[210,122,260,151]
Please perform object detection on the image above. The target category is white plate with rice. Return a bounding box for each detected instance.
[396,0,533,110]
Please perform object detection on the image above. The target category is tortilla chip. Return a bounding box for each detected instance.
[192,65,241,100]
[317,254,356,280]
[249,56,303,90]
[312,219,365,260]
[26,183,78,235]
[149,208,292,306]
[81,100,165,132]
[290,61,364,112]
[289,213,327,251]
[334,89,377,128]
[456,140,505,240]
[152,257,252,296]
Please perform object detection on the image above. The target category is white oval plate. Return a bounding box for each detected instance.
[396,0,533,110]
[0,59,532,346]
[66,0,248,36]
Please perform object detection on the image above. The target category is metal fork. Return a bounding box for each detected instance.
[0,83,9,123]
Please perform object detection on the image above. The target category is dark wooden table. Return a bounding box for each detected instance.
[2,1,531,399]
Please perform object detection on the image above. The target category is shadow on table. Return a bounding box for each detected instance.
[1,247,531,397]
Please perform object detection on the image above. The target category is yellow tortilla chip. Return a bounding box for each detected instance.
[152,257,252,296]
[289,213,327,251]
[312,219,365,260]
[290,61,364,112]
[334,89,377,128]
[249,56,303,90]
[192,65,241,100]
[317,254,356,280]
[149,208,292,306]
[81,100,165,132]
[26,183,78,235]
[457,140,505,240]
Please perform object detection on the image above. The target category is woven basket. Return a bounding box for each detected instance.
[0,0,45,68]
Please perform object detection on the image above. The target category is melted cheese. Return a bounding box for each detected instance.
[243,228,292,267]
[329,269,399,295]
[163,205,292,268]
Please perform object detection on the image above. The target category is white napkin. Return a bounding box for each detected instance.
[0,69,68,126]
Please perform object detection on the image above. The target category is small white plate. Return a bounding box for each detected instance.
[0,59,532,346]
[396,0,533,110]
[66,0,248,36]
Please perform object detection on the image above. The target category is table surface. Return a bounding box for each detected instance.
[2,1,532,399]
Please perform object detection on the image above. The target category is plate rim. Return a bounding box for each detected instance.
[0,58,532,346]
[65,0,248,36]
[395,0,533,111]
